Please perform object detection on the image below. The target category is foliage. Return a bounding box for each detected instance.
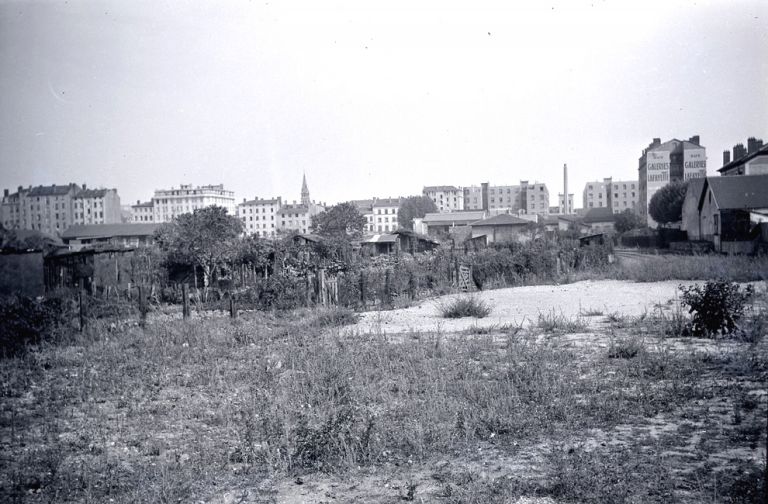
[310,202,367,239]
[679,281,754,337]
[613,209,645,234]
[154,206,243,287]
[0,295,68,356]
[236,235,275,273]
[648,181,687,226]
[439,295,491,318]
[0,228,60,253]
[397,195,438,230]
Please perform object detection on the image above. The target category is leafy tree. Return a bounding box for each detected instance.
[310,202,367,239]
[614,209,645,234]
[648,181,688,226]
[397,195,438,230]
[154,206,243,288]
[235,235,275,276]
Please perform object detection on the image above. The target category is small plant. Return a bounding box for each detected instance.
[679,281,754,337]
[607,338,644,359]
[537,310,589,334]
[439,296,492,319]
[312,307,360,327]
[580,307,604,317]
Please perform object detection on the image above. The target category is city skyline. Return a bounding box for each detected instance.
[1,1,767,206]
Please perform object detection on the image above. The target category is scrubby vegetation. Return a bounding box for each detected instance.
[679,281,755,337]
[439,295,492,319]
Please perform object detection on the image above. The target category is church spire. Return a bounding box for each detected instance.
[301,172,310,205]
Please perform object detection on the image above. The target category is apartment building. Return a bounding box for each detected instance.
[350,199,376,234]
[372,197,401,233]
[73,188,122,225]
[583,178,639,214]
[422,186,464,212]
[464,181,549,215]
[275,175,326,235]
[150,184,236,223]
[130,201,154,222]
[639,136,706,227]
[556,193,574,215]
[237,197,281,237]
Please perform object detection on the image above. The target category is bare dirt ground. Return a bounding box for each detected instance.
[347,279,695,335]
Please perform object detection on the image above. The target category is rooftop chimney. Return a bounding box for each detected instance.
[3,189,8,198]
[733,143,746,160]
[747,137,758,154]
[689,135,700,145]
[137,200,140,204]
[723,150,731,166]
[653,138,661,145]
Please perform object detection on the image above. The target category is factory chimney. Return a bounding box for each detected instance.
[563,163,569,214]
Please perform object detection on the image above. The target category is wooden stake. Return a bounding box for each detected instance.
[182,283,190,319]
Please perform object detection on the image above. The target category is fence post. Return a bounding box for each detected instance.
[319,269,327,306]
[182,283,190,319]
[78,285,87,332]
[138,285,147,327]
[359,270,366,308]
[384,268,392,307]
[229,294,237,319]
[305,273,312,306]
[408,271,416,300]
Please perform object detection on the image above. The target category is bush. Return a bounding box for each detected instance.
[439,295,491,319]
[679,281,754,337]
[0,295,68,356]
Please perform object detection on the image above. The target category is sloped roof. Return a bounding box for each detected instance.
[685,177,707,202]
[718,143,768,173]
[422,211,486,224]
[557,214,583,223]
[131,201,153,208]
[705,174,768,210]
[349,199,375,212]
[582,207,616,224]
[423,185,460,192]
[373,197,401,208]
[75,188,113,198]
[279,204,309,214]
[362,234,397,243]
[471,214,530,226]
[240,197,281,206]
[28,184,79,197]
[392,229,439,244]
[61,223,160,240]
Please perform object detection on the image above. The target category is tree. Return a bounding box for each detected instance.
[310,202,367,239]
[614,209,645,234]
[397,195,438,230]
[648,181,688,226]
[154,206,243,288]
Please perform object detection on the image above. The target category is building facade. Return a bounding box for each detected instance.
[556,193,575,214]
[463,181,549,215]
[350,199,376,234]
[73,188,122,226]
[275,175,326,235]
[237,197,282,237]
[639,136,707,227]
[583,178,638,214]
[150,184,236,223]
[372,197,401,233]
[719,138,768,176]
[131,201,154,222]
[423,186,464,212]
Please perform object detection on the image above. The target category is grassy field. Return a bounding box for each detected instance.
[1,281,767,503]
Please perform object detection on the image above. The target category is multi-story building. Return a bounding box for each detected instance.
[556,194,574,214]
[2,183,123,235]
[237,197,281,237]
[372,197,401,233]
[423,186,464,212]
[131,201,154,222]
[72,187,122,225]
[275,174,325,235]
[718,137,767,176]
[639,136,707,227]
[350,199,376,234]
[464,181,549,215]
[583,178,638,214]
[150,184,236,223]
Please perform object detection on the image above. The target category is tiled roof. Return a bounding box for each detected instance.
[422,211,486,224]
[471,214,530,226]
[372,198,401,208]
[75,188,112,198]
[240,197,281,206]
[705,174,768,210]
[279,204,309,214]
[61,223,160,240]
[718,143,768,173]
[582,207,616,224]
[28,184,79,197]
[131,201,154,208]
[423,185,460,192]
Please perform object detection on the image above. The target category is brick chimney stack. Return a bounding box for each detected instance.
[723,150,731,166]
[747,137,758,154]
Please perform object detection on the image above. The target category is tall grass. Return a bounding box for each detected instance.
[613,254,768,282]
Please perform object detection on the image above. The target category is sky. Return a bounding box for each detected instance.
[1,0,766,209]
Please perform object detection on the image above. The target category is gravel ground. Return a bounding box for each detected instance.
[347,279,698,335]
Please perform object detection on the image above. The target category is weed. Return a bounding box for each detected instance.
[679,281,754,337]
[537,310,588,334]
[580,307,605,317]
[439,296,492,319]
[607,337,645,359]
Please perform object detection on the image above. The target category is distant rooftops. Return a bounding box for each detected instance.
[423,185,460,192]
[62,223,160,240]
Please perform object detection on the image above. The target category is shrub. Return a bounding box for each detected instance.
[312,307,360,327]
[537,310,589,334]
[0,295,68,356]
[679,281,754,337]
[439,296,491,319]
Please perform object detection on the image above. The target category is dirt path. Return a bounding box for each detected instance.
[347,279,694,335]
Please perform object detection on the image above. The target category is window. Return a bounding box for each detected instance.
[713,214,719,234]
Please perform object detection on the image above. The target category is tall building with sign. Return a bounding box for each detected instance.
[638,136,706,227]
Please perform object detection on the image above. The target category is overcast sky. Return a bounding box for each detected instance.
[1,0,766,208]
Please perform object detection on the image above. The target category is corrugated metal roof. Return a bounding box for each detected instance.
[471,214,530,226]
